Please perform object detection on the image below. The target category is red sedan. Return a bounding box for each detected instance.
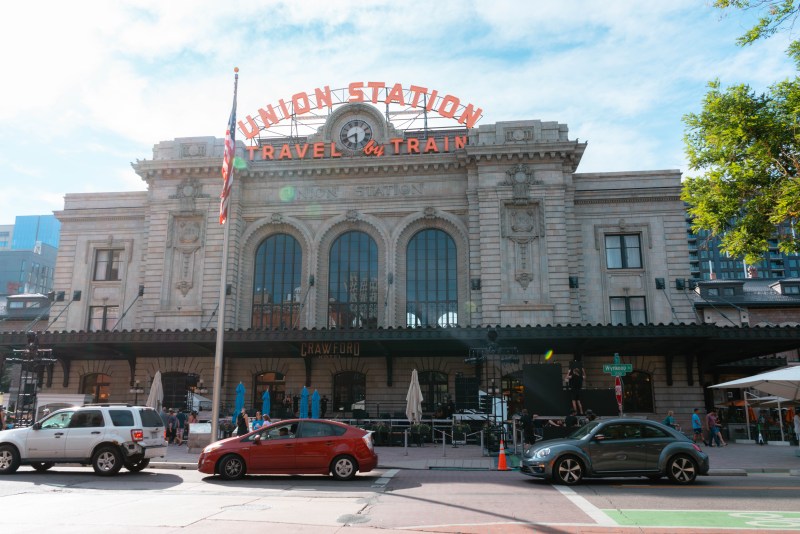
[198,419,378,480]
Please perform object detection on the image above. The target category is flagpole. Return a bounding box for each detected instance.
[210,68,238,444]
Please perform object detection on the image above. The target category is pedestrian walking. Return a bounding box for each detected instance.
[175,410,187,445]
[692,408,705,445]
[252,411,265,430]
[706,409,723,447]
[0,406,5,430]
[793,411,800,444]
[662,410,677,429]
[321,395,329,418]
[236,407,249,436]
[166,409,178,444]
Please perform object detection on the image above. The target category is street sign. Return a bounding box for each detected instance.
[603,353,632,377]
[615,376,623,406]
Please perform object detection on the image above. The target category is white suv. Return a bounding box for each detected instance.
[0,404,167,476]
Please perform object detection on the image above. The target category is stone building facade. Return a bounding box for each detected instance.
[12,100,793,430]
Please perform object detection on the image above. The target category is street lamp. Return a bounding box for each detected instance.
[129,381,145,405]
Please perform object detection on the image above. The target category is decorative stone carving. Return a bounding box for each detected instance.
[505,128,533,142]
[270,213,284,224]
[423,207,436,219]
[502,164,539,204]
[501,203,541,290]
[170,178,208,212]
[180,143,207,158]
[166,215,205,303]
[346,210,359,222]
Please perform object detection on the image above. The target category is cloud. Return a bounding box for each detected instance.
[0,0,795,225]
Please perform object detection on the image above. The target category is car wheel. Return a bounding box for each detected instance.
[666,454,698,484]
[31,462,55,472]
[124,458,150,473]
[92,446,123,476]
[219,454,245,480]
[553,455,583,485]
[331,455,357,481]
[0,445,20,475]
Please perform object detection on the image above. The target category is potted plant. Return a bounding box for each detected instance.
[410,423,431,446]
[372,421,390,446]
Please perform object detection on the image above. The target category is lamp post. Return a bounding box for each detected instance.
[129,381,145,405]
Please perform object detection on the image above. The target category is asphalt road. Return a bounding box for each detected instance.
[0,465,798,533]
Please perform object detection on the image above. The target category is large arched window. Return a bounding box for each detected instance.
[622,370,654,413]
[419,370,448,413]
[81,373,110,403]
[406,229,458,327]
[162,372,193,411]
[252,234,303,329]
[328,231,378,328]
[333,371,366,414]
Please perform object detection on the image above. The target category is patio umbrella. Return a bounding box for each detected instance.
[145,371,163,410]
[234,382,245,422]
[261,388,271,419]
[312,389,321,419]
[300,386,309,418]
[405,369,424,424]
[710,366,800,400]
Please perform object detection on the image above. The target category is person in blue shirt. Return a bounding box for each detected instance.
[252,411,265,430]
[691,408,706,445]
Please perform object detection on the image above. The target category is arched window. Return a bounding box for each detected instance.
[81,373,110,403]
[328,231,378,328]
[254,371,285,419]
[406,229,458,327]
[252,234,303,329]
[419,371,448,413]
[332,371,366,415]
[622,370,654,413]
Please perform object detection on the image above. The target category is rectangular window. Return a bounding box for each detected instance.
[94,250,122,281]
[722,287,735,296]
[610,296,647,325]
[784,285,800,294]
[605,234,642,269]
[88,306,119,331]
[707,288,719,296]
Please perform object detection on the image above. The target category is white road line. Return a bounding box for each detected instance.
[372,468,399,488]
[554,485,617,526]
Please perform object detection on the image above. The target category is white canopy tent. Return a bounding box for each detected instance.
[711,365,800,444]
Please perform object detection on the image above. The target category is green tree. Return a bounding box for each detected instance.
[682,1,800,263]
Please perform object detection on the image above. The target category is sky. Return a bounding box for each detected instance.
[0,0,796,225]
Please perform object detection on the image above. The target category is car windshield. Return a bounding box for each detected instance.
[566,420,601,439]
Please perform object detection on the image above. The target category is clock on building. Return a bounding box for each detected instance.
[339,119,373,151]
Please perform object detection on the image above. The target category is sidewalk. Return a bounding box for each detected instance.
[150,439,800,475]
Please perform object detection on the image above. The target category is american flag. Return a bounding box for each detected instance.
[220,73,238,225]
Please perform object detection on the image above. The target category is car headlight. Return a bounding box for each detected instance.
[533,447,551,459]
[202,443,222,454]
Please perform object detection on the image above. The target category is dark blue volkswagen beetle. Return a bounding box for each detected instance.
[520,418,709,485]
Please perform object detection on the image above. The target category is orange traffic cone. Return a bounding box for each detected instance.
[497,439,508,471]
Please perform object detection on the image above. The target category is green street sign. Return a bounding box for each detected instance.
[603,353,632,377]
[603,364,633,376]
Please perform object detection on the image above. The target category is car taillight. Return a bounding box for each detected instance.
[362,432,374,451]
[131,429,144,442]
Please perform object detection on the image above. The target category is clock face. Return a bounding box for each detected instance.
[339,119,373,151]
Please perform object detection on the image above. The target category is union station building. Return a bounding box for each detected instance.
[2,84,799,429]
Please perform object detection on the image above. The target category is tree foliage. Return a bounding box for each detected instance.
[714,0,800,62]
[682,1,800,263]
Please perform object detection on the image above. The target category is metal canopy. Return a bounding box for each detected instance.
[1,324,799,367]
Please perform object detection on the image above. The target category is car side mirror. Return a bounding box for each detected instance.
[32,422,41,430]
